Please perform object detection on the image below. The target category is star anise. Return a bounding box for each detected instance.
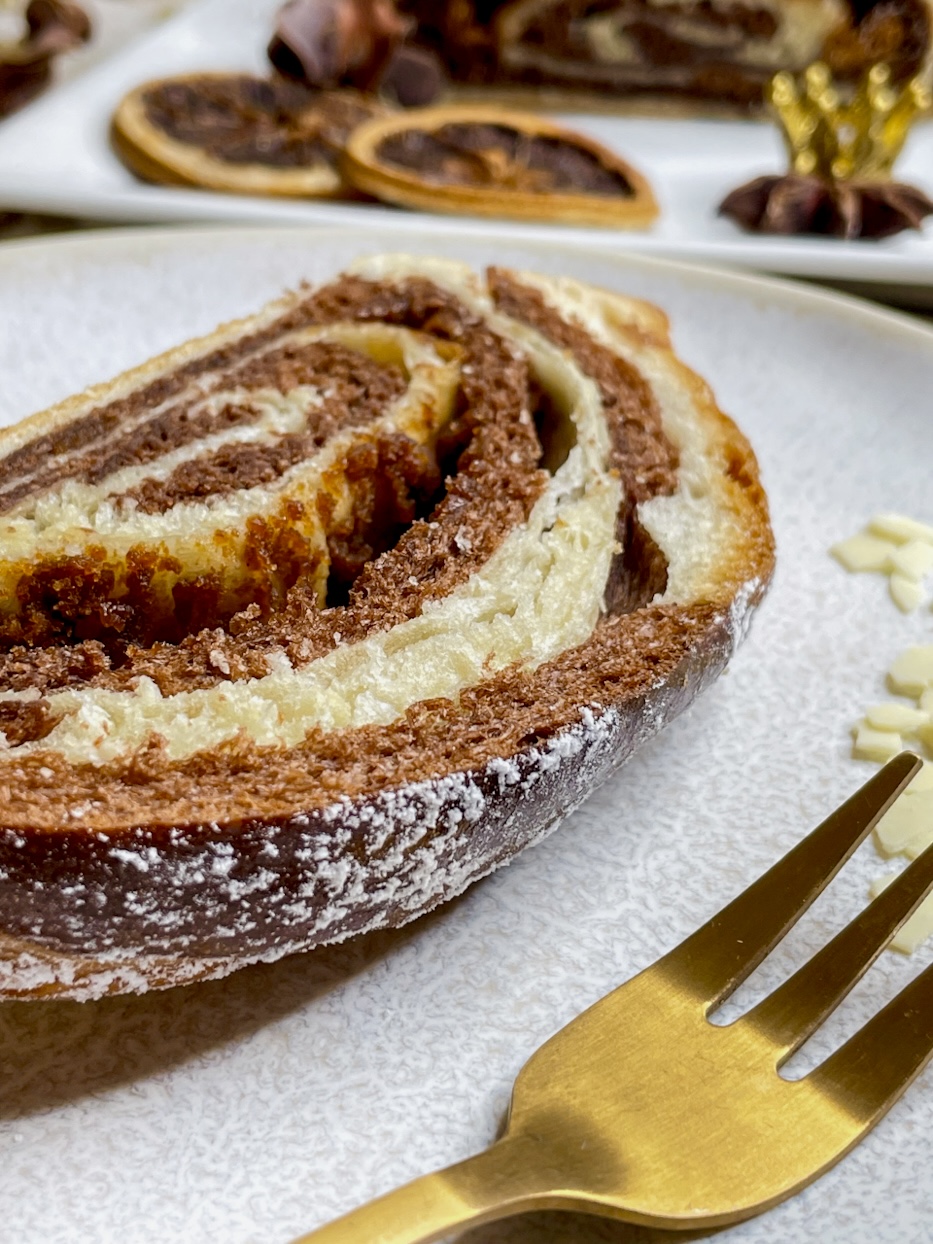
[0,0,90,119]
[719,172,933,240]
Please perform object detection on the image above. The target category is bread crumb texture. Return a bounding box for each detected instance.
[0,256,774,997]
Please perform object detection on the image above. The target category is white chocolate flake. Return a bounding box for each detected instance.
[833,515,933,612]
[836,514,933,952]
[831,533,896,573]
[890,574,925,613]
[852,723,903,763]
[888,646,933,697]
[891,540,933,582]
[873,790,933,858]
[868,512,933,546]
[864,702,930,733]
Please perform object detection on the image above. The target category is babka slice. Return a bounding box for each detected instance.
[0,257,774,1000]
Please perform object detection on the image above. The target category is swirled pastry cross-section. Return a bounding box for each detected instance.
[8,312,619,766]
[0,256,775,1001]
[0,321,460,645]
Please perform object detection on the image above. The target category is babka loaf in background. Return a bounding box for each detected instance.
[0,256,774,1000]
[399,0,933,108]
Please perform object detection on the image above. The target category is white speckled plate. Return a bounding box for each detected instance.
[0,227,931,1244]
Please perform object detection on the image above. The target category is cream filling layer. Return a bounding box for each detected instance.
[8,319,620,766]
[506,267,736,606]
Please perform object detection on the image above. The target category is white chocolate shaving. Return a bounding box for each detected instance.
[834,513,933,612]
[853,723,903,763]
[831,534,896,573]
[908,761,933,791]
[890,574,926,613]
[864,702,930,733]
[874,789,933,859]
[835,513,933,952]
[891,540,933,582]
[868,512,933,546]
[888,646,933,697]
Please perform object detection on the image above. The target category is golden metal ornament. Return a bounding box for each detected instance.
[769,61,931,182]
[293,754,933,1243]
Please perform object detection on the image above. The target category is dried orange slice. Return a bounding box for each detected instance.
[112,72,386,198]
[342,104,658,226]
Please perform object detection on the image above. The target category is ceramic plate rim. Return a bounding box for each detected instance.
[5,219,933,344]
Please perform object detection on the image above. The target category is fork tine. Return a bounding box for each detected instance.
[739,833,933,1062]
[807,957,933,1128]
[656,753,921,1010]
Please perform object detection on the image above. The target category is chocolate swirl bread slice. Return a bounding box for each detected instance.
[0,257,774,1000]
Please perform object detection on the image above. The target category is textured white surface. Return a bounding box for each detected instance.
[0,228,931,1243]
[1,0,933,288]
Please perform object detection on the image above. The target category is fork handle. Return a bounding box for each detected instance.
[289,1134,560,1244]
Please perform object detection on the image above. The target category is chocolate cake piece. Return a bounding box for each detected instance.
[0,257,774,1000]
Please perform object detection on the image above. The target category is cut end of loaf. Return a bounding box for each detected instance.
[0,256,774,998]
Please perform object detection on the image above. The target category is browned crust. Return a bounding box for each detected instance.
[0,264,774,999]
[342,105,658,228]
[0,599,739,998]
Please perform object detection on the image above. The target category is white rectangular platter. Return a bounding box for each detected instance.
[2,0,933,292]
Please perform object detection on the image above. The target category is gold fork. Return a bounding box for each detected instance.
[294,752,933,1243]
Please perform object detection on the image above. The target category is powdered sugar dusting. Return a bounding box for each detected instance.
[0,702,647,1001]
[0,643,744,1006]
[727,575,764,655]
